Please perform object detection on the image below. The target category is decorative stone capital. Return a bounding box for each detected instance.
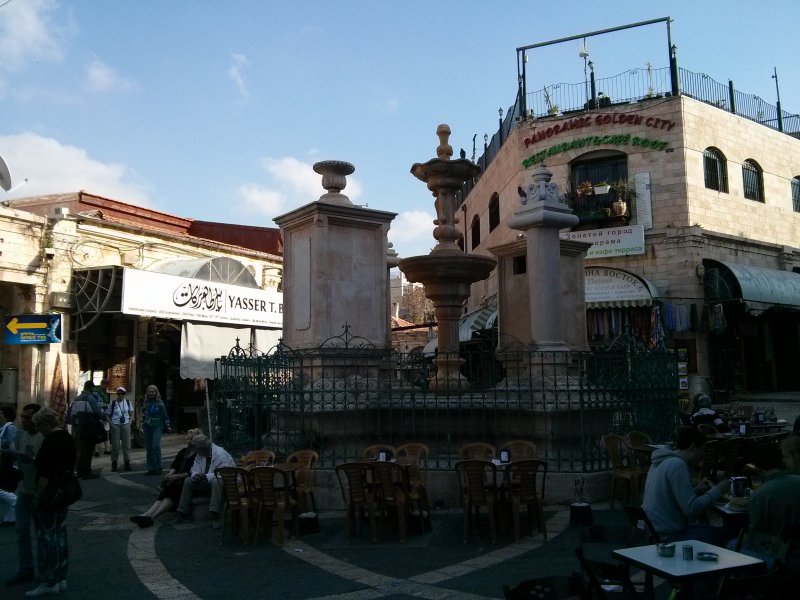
[508,162,578,231]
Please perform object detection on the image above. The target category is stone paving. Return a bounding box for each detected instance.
[1,434,670,600]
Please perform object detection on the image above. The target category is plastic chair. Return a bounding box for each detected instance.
[215,467,252,545]
[504,459,548,541]
[455,459,498,544]
[286,449,319,514]
[625,431,652,448]
[601,434,640,508]
[697,423,719,436]
[395,442,431,529]
[458,442,496,461]
[502,572,587,599]
[621,505,661,544]
[335,462,378,543]
[717,530,790,598]
[240,449,275,469]
[371,460,409,543]
[576,546,641,599]
[499,440,537,461]
[249,466,298,547]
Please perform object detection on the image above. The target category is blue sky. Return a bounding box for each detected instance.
[2,1,798,260]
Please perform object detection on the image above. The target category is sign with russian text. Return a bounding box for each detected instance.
[3,314,62,345]
[560,225,645,258]
[121,268,282,327]
[584,267,654,306]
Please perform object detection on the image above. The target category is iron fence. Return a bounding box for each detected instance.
[212,330,678,473]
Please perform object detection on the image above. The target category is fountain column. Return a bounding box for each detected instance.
[507,163,578,351]
[399,125,495,395]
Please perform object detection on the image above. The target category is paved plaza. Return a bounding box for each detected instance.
[1,434,673,600]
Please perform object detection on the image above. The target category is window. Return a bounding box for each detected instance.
[571,153,628,192]
[488,193,500,232]
[703,147,728,192]
[792,177,800,213]
[742,159,763,202]
[470,215,481,250]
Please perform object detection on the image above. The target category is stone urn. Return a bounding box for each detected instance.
[612,199,628,216]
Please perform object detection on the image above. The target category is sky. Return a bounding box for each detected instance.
[1,0,798,261]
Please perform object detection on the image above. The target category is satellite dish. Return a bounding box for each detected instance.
[0,154,11,191]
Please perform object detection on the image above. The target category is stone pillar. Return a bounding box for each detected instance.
[274,160,396,350]
[507,163,579,351]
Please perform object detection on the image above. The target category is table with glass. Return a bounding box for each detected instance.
[612,540,763,599]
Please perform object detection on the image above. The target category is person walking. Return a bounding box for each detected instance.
[6,404,44,588]
[27,407,76,597]
[107,387,133,472]
[0,406,19,526]
[142,385,171,475]
[94,379,111,457]
[130,428,202,527]
[65,381,102,479]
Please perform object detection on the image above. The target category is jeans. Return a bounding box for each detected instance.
[143,425,163,472]
[34,506,69,587]
[72,429,95,477]
[16,492,35,574]
[110,422,131,463]
[177,476,222,515]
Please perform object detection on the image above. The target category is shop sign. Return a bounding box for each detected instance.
[121,268,282,327]
[522,112,677,148]
[3,314,62,345]
[584,267,653,305]
[561,225,645,258]
[523,134,669,168]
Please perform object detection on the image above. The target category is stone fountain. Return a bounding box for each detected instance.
[399,125,496,395]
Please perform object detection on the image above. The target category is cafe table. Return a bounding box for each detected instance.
[612,540,763,599]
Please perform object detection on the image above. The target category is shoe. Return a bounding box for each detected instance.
[58,581,67,592]
[139,516,154,528]
[111,462,118,472]
[25,582,59,596]
[104,451,111,455]
[1,520,15,527]
[123,462,132,471]
[93,451,100,457]
[6,571,35,586]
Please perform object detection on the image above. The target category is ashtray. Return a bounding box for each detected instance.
[697,552,718,561]
[656,543,676,557]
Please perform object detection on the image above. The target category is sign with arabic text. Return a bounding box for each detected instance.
[121,268,282,327]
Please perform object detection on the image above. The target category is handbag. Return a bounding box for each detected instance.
[79,410,108,445]
[38,473,83,510]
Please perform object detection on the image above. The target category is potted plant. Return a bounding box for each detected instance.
[593,181,611,195]
[547,104,560,116]
[611,179,636,216]
[577,180,593,197]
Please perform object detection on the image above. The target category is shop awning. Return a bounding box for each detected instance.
[702,259,800,313]
[423,306,498,355]
[584,267,660,308]
[180,323,282,379]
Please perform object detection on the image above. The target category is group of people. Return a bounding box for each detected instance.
[642,415,800,596]
[0,381,179,597]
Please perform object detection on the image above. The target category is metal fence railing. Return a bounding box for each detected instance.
[212,331,678,473]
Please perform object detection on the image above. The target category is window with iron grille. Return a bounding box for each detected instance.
[703,147,728,192]
[742,159,763,202]
[470,214,481,250]
[792,177,800,213]
[488,193,500,232]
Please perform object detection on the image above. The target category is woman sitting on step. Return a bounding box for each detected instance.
[130,428,202,528]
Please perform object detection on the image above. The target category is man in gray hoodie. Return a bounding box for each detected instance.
[643,427,729,544]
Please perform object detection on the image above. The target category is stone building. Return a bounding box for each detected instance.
[459,91,800,395]
[1,192,282,428]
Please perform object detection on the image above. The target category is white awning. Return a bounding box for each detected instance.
[179,323,281,379]
[584,267,660,308]
[423,306,498,356]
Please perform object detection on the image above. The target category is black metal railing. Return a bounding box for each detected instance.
[212,331,678,473]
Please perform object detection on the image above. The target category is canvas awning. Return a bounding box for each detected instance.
[584,267,660,308]
[180,323,282,379]
[702,259,800,314]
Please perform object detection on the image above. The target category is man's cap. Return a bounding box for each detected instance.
[116,387,126,393]
[191,434,212,448]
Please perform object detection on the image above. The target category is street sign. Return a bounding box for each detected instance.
[3,314,62,345]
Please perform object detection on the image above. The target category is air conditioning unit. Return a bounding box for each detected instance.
[120,251,138,266]
[51,206,70,219]
[49,291,72,310]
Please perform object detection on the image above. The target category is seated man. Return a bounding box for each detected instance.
[690,394,729,432]
[643,427,729,544]
[175,434,235,528]
[748,443,800,537]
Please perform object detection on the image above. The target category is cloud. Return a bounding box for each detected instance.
[0,0,63,72]
[227,53,249,101]
[235,156,363,219]
[0,132,152,206]
[388,210,436,257]
[85,57,135,93]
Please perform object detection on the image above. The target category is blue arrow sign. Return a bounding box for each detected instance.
[3,314,62,345]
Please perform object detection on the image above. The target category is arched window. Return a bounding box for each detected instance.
[703,147,728,192]
[470,215,481,250]
[742,159,764,202]
[488,193,500,232]
[792,177,800,213]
